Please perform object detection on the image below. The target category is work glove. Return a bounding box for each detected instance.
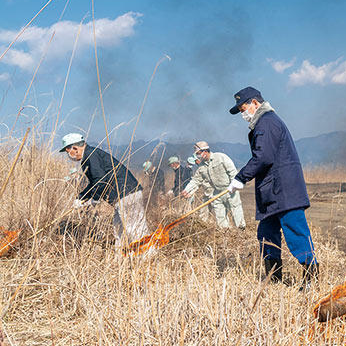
[73,199,84,209]
[228,179,244,194]
[73,198,100,209]
[167,189,174,196]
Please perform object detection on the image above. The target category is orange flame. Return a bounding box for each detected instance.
[0,228,19,257]
[313,281,346,320]
[123,216,187,256]
[308,281,346,342]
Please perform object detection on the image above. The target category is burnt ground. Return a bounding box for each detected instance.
[240,182,346,252]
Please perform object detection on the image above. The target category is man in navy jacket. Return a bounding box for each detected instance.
[227,87,318,290]
[60,133,149,246]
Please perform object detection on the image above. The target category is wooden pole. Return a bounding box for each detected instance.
[174,189,229,224]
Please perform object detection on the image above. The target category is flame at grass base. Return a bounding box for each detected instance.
[313,281,346,322]
[123,189,230,256]
[0,228,20,257]
[122,217,187,256]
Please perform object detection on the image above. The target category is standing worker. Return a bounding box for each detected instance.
[193,154,214,222]
[227,86,318,290]
[168,156,192,197]
[60,133,150,245]
[142,160,165,207]
[182,141,246,230]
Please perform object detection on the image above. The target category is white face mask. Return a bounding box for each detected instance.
[241,109,255,122]
[67,153,81,162]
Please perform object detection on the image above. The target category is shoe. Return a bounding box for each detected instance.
[264,258,283,283]
[299,262,319,292]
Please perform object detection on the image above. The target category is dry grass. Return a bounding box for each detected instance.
[304,165,346,184]
[0,140,345,345]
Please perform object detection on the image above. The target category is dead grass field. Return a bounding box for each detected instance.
[0,145,345,345]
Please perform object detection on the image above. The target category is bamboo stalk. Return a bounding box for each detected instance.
[0,127,30,199]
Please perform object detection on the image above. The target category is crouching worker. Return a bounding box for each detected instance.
[228,86,319,290]
[59,133,149,247]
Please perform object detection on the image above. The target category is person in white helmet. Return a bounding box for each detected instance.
[182,141,246,230]
[167,156,192,197]
[59,133,150,246]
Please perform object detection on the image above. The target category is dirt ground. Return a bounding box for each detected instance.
[240,181,346,252]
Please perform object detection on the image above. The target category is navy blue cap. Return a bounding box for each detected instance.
[229,86,263,114]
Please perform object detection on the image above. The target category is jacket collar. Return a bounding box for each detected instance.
[249,101,274,130]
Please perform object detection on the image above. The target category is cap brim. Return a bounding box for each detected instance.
[229,105,240,114]
[59,146,67,153]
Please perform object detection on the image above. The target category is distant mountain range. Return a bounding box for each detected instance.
[92,131,346,171]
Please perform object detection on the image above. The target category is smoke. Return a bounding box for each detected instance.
[70,1,253,145]
[142,7,252,143]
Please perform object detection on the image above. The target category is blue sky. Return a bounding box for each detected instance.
[0,0,345,147]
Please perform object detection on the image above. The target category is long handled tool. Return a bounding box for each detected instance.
[123,189,230,256]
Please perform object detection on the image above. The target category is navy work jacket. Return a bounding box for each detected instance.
[79,145,142,204]
[148,168,165,195]
[235,111,310,220]
[173,165,192,197]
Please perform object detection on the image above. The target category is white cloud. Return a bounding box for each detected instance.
[331,61,346,84]
[0,72,10,81]
[0,12,142,71]
[267,57,295,73]
[288,58,346,86]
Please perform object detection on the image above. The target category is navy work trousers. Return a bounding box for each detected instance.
[257,208,317,265]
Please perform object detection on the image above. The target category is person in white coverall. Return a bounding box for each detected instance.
[182,141,246,230]
[192,155,213,222]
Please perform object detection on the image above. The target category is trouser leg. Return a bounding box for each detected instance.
[227,191,246,228]
[113,205,123,240]
[257,215,282,259]
[264,258,283,283]
[113,191,149,244]
[199,196,211,222]
[212,197,229,228]
[279,208,317,265]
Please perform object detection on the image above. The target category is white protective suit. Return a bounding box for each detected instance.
[184,152,246,229]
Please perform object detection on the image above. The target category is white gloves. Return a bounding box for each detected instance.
[73,198,100,209]
[228,179,244,194]
[73,199,84,209]
[167,189,174,196]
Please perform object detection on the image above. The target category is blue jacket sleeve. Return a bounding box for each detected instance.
[236,121,281,183]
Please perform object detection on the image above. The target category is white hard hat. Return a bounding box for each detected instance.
[187,157,196,165]
[143,161,152,172]
[194,141,209,153]
[168,156,179,165]
[59,133,84,152]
